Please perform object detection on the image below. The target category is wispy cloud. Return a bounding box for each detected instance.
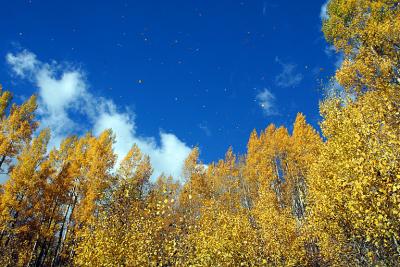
[262,1,267,16]
[275,57,303,88]
[6,49,191,181]
[198,122,211,137]
[261,1,278,16]
[6,50,38,78]
[320,0,329,21]
[256,88,276,116]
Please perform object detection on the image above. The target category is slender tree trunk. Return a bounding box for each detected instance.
[33,199,59,267]
[2,188,27,245]
[51,203,71,267]
[273,158,284,208]
[0,228,6,242]
[55,192,78,266]
[38,241,51,267]
[3,209,20,248]
[26,234,39,267]
[0,154,7,171]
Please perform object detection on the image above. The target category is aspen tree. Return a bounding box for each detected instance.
[308,0,400,265]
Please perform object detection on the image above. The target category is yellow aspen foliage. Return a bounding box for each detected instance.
[117,143,153,201]
[180,147,207,219]
[206,147,241,209]
[286,114,322,222]
[0,129,50,265]
[308,92,400,265]
[0,85,38,173]
[74,174,183,267]
[186,202,262,267]
[307,0,400,265]
[323,0,400,96]
[53,130,117,265]
[245,124,308,266]
[73,130,116,226]
[0,1,398,262]
[183,148,262,266]
[42,136,79,266]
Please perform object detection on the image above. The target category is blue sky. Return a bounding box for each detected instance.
[0,0,337,180]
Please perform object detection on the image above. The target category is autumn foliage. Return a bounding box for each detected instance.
[0,0,399,266]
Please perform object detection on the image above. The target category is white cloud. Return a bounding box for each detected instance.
[148,133,192,180]
[6,49,191,181]
[6,50,38,77]
[256,88,276,116]
[92,103,191,180]
[275,57,303,88]
[320,0,329,21]
[6,51,85,147]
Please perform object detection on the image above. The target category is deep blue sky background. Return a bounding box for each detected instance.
[0,0,335,163]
